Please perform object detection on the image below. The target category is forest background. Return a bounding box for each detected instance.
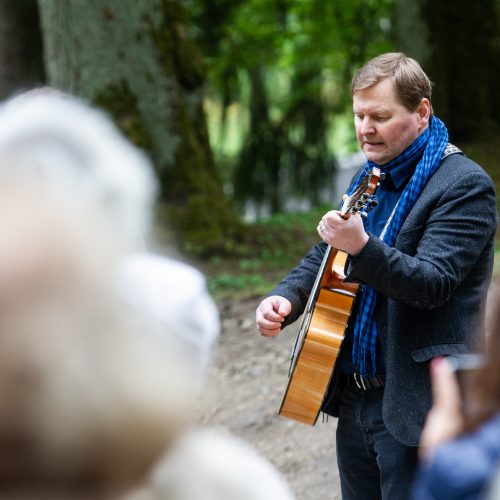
[1,2,500,498]
[1,0,499,298]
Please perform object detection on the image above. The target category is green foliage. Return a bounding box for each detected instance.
[202,205,329,300]
[494,247,500,277]
[185,0,395,214]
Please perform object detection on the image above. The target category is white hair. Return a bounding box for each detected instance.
[0,88,157,249]
[0,89,220,387]
[0,280,195,491]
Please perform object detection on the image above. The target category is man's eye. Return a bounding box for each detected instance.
[374,116,389,122]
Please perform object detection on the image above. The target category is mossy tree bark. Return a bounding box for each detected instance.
[37,0,241,255]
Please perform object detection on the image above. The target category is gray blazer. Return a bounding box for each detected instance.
[272,153,498,446]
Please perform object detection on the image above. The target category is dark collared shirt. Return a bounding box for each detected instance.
[338,149,423,375]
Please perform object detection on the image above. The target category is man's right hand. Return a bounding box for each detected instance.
[255,295,292,337]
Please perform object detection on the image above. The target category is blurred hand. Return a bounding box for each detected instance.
[419,357,464,461]
[317,207,368,256]
[256,295,291,337]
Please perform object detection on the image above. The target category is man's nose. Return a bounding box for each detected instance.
[359,117,375,135]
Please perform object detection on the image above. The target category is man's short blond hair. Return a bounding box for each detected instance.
[351,52,432,111]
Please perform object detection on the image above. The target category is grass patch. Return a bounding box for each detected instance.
[202,206,329,301]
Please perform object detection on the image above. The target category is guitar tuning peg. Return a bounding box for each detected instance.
[370,196,378,207]
[360,211,368,219]
[379,172,386,181]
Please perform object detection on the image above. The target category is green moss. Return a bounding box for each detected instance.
[93,79,153,151]
[144,0,204,87]
[160,193,246,257]
[93,0,243,256]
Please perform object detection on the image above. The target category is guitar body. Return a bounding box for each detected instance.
[278,167,380,425]
[278,249,357,425]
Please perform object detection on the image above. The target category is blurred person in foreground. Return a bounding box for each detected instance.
[0,91,199,497]
[413,288,500,499]
[0,88,219,384]
[125,428,295,500]
[0,179,195,498]
[256,52,498,499]
[0,190,294,499]
[0,90,295,500]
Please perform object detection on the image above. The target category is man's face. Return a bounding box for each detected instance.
[353,77,429,165]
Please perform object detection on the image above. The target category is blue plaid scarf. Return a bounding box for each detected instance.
[348,116,449,376]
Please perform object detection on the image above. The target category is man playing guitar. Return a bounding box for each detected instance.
[256,52,497,499]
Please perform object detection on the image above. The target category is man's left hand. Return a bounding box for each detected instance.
[317,209,369,256]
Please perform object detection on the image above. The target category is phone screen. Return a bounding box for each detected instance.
[447,354,485,415]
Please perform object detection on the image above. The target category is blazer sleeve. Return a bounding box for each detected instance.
[269,242,328,327]
[346,169,498,310]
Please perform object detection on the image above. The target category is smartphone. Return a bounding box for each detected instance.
[447,354,485,405]
[447,353,485,373]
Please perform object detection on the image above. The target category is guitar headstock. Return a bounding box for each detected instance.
[340,167,381,220]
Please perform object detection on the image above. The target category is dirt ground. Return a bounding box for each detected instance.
[198,297,341,500]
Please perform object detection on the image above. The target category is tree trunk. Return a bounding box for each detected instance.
[395,0,430,64]
[234,66,284,214]
[37,0,241,255]
[397,0,500,141]
[0,0,45,100]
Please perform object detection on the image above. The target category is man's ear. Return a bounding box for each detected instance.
[416,98,431,131]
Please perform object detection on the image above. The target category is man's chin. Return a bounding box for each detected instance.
[363,151,389,165]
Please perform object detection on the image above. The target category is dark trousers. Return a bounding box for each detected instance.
[336,385,418,500]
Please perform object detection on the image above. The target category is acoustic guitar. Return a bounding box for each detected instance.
[278,168,381,425]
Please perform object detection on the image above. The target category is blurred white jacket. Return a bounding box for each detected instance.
[126,428,296,500]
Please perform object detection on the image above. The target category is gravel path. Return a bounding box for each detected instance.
[199,298,341,500]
